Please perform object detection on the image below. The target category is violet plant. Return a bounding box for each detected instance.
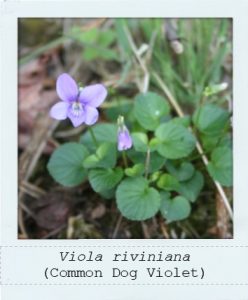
[47,73,232,222]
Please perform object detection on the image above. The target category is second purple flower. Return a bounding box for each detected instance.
[50,73,107,127]
[117,116,133,151]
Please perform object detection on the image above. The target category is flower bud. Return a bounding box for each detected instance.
[117,116,132,151]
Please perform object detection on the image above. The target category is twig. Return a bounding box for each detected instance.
[153,72,184,116]
[18,207,27,238]
[145,30,158,64]
[54,126,85,138]
[180,221,200,239]
[18,116,59,237]
[48,137,60,148]
[19,202,36,219]
[214,191,232,238]
[153,71,233,221]
[141,221,151,239]
[18,59,83,238]
[165,19,184,55]
[159,220,170,239]
[123,25,150,93]
[19,117,59,182]
[170,228,178,239]
[19,186,42,199]
[42,224,67,239]
[22,180,46,195]
[112,215,123,239]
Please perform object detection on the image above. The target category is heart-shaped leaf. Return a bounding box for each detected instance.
[201,133,232,152]
[170,116,191,127]
[207,146,232,187]
[149,137,161,152]
[131,132,149,152]
[134,92,170,130]
[89,168,124,193]
[157,174,180,191]
[99,189,116,200]
[160,193,191,222]
[178,171,204,202]
[127,149,165,173]
[116,177,161,221]
[155,123,196,159]
[83,142,117,169]
[165,161,195,182]
[80,123,117,151]
[193,104,229,136]
[104,98,133,122]
[125,164,145,177]
[47,143,89,187]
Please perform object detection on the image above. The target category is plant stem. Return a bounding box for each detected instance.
[89,127,98,148]
[122,151,128,168]
[145,148,151,179]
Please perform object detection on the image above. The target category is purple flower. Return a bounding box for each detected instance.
[118,126,133,151]
[50,73,107,127]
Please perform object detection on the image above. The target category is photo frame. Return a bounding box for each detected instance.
[1,0,248,299]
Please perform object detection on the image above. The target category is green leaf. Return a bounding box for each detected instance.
[134,92,170,130]
[149,171,162,183]
[80,123,117,151]
[160,194,191,222]
[218,134,232,148]
[83,47,118,61]
[89,168,124,193]
[115,19,132,59]
[116,177,161,221]
[207,147,232,186]
[201,133,232,151]
[155,123,196,159]
[104,98,133,122]
[165,161,195,182]
[127,149,165,173]
[170,116,191,127]
[178,171,204,202]
[125,164,145,177]
[99,189,115,200]
[131,132,148,152]
[70,27,118,61]
[99,30,116,47]
[193,104,229,136]
[47,143,89,187]
[201,134,222,151]
[149,137,160,152]
[83,142,117,169]
[70,27,98,44]
[157,174,180,191]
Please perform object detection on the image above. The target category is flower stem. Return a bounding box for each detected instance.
[122,150,128,168]
[88,127,98,148]
[145,148,151,179]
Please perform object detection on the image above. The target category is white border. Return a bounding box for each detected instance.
[1,0,248,298]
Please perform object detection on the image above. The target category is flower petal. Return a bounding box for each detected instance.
[56,73,78,102]
[50,102,69,120]
[79,84,107,107]
[67,107,85,127]
[118,128,133,151]
[84,105,99,125]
